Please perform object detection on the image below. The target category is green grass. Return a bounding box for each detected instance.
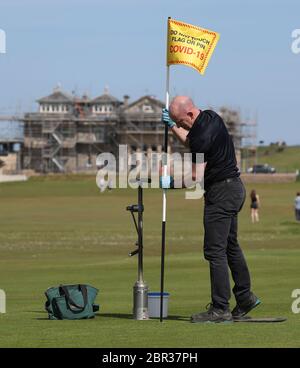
[257,145,300,173]
[0,176,300,347]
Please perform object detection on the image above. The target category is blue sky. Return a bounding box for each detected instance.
[0,0,299,144]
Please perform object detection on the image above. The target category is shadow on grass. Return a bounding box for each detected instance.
[32,312,189,322]
[28,311,48,314]
[36,318,50,320]
[98,313,189,321]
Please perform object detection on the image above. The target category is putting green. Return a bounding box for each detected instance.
[0,176,299,347]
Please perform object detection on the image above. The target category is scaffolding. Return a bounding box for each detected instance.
[1,88,256,174]
[218,107,257,172]
[0,116,23,174]
[23,113,118,173]
[240,116,258,172]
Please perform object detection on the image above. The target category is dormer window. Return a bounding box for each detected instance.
[143,104,153,113]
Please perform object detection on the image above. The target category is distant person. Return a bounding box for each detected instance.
[295,192,300,222]
[250,190,260,223]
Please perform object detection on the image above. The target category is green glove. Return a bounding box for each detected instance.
[159,175,174,189]
[162,108,176,128]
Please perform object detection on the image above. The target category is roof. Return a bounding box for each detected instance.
[122,95,164,112]
[92,93,121,105]
[37,89,74,103]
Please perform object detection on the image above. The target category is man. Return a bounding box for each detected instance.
[162,96,261,323]
[295,192,300,222]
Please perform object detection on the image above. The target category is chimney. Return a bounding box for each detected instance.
[123,95,130,107]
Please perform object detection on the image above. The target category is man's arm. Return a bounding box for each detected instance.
[170,126,190,147]
[192,161,206,182]
[162,108,190,147]
[159,160,206,189]
[179,161,206,189]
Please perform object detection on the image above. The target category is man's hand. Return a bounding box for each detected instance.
[159,175,174,189]
[162,108,176,128]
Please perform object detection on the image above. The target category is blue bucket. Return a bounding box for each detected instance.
[148,292,170,318]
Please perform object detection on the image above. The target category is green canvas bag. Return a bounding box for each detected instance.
[45,284,99,320]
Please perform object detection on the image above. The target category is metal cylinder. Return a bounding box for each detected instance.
[133,281,149,320]
[137,184,144,283]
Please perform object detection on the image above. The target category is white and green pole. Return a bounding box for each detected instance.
[160,17,171,322]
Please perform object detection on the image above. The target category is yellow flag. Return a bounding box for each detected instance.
[167,19,220,75]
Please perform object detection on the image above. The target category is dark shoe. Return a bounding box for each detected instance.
[232,293,261,320]
[191,304,233,323]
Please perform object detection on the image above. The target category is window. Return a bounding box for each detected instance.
[94,127,105,142]
[142,104,153,113]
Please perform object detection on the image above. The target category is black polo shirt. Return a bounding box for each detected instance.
[187,109,239,190]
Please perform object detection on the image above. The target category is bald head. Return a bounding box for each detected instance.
[169,96,195,116]
[169,96,200,130]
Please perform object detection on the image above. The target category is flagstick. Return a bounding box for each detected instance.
[160,59,170,323]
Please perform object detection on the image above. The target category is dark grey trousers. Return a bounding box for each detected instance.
[203,177,251,310]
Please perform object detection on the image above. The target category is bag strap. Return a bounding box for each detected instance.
[59,284,88,312]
